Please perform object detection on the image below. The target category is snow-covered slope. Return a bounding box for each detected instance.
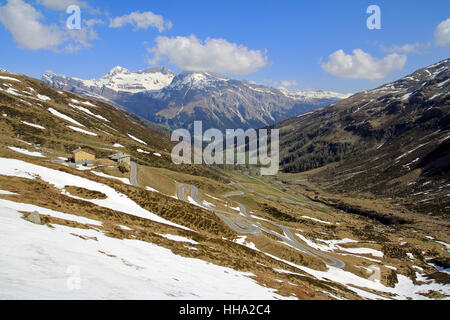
[43,66,175,94]
[0,194,284,300]
[76,66,175,93]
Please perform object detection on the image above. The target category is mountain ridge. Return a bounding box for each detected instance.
[276,58,450,215]
[42,66,350,131]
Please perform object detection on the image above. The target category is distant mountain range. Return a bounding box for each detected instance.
[276,58,450,215]
[42,67,350,131]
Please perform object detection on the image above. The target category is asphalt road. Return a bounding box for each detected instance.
[176,182,346,269]
[177,184,199,202]
[130,161,139,187]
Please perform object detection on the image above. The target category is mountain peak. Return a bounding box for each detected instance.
[111,65,127,72]
[106,66,130,76]
[167,71,230,90]
[179,71,230,80]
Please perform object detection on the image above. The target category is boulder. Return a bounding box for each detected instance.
[25,211,41,225]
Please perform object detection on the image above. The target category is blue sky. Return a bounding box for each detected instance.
[0,0,449,93]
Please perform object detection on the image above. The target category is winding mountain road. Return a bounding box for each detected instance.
[176,182,346,269]
[177,184,198,202]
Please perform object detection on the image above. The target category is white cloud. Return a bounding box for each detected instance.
[434,18,450,46]
[262,79,300,89]
[0,0,64,50]
[0,0,98,52]
[381,42,430,53]
[85,19,105,28]
[280,80,299,88]
[36,0,88,10]
[64,21,99,53]
[109,11,172,32]
[148,35,268,76]
[321,49,407,80]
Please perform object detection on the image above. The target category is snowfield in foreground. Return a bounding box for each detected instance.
[0,157,448,300]
[0,205,286,300]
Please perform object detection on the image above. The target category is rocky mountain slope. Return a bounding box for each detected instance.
[0,69,223,180]
[276,59,450,215]
[42,67,349,131]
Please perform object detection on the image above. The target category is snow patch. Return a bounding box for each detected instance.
[127,134,147,145]
[67,126,98,136]
[48,108,85,127]
[0,76,20,82]
[137,149,150,154]
[21,121,45,130]
[437,79,450,87]
[158,234,199,245]
[145,186,160,193]
[69,104,109,122]
[37,94,51,101]
[301,216,331,225]
[8,147,44,158]
[0,190,18,195]
[91,171,130,185]
[81,101,97,107]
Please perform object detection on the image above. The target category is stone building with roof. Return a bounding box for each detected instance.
[109,152,131,166]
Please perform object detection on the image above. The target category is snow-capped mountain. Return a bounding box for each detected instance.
[77,66,175,93]
[279,87,353,102]
[42,66,349,130]
[43,66,175,95]
[162,71,231,92]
